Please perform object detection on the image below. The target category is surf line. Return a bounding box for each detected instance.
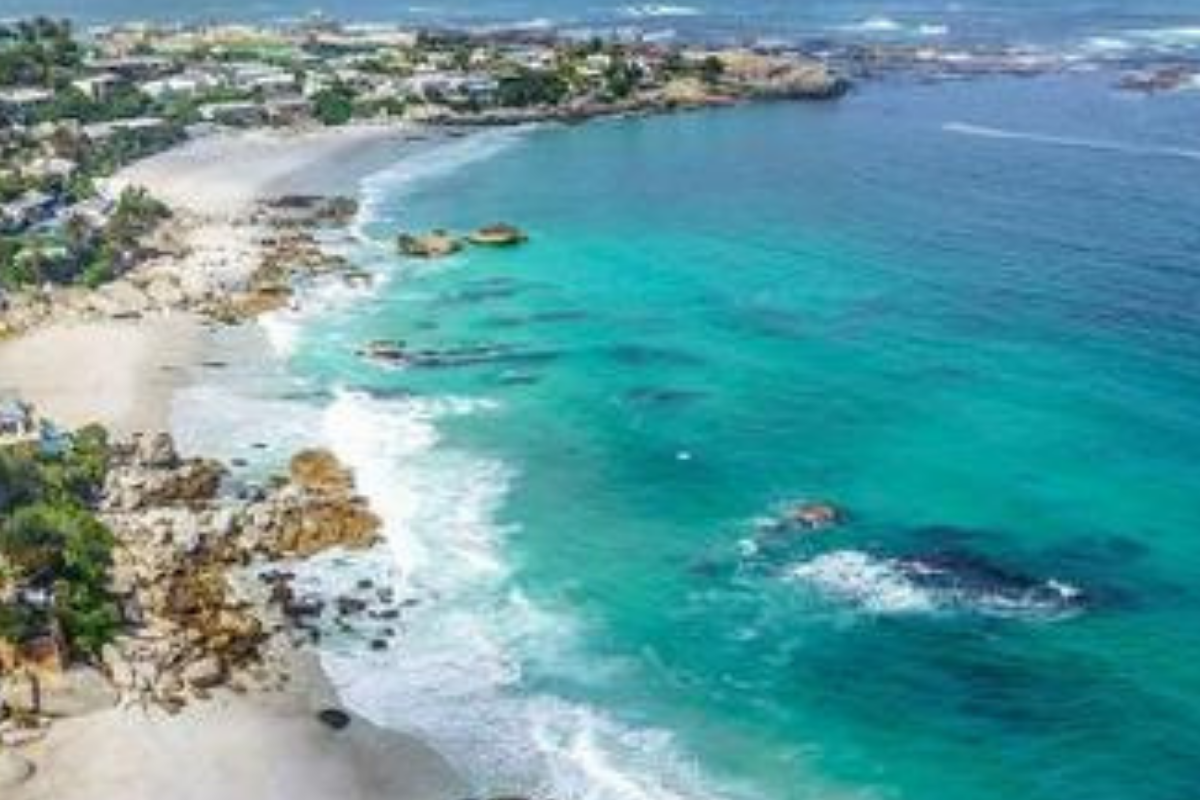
[943,121,1200,163]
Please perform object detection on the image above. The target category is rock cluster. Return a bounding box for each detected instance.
[397,230,463,258]
[467,223,528,247]
[241,449,382,558]
[96,436,381,711]
[101,434,262,710]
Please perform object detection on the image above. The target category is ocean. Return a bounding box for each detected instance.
[40,0,1194,797]
[7,0,1200,57]
[170,68,1200,800]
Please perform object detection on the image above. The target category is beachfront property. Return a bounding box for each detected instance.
[0,395,36,442]
[0,13,847,299]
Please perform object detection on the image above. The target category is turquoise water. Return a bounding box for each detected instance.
[189,73,1200,800]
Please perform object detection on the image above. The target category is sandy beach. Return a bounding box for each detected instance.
[10,653,466,800]
[112,123,417,217]
[0,314,205,437]
[0,124,414,435]
[2,124,469,800]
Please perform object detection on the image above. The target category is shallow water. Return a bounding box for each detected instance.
[168,72,1200,800]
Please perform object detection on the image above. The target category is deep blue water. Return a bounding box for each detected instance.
[163,71,1200,800]
[7,0,1200,55]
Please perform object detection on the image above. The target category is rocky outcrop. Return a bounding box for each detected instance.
[89,434,383,713]
[104,433,226,512]
[717,51,850,100]
[398,230,462,258]
[242,449,382,558]
[100,434,264,710]
[467,224,528,247]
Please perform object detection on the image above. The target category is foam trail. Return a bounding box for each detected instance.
[620,4,702,19]
[353,126,534,241]
[944,122,1200,163]
[309,391,746,800]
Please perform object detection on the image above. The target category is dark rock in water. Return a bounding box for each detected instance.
[497,370,540,386]
[436,285,522,306]
[370,638,389,651]
[358,339,407,362]
[896,547,1088,614]
[1117,66,1197,94]
[337,596,368,616]
[608,344,703,367]
[788,501,842,530]
[625,387,706,406]
[284,597,324,618]
[317,708,352,730]
[487,309,588,328]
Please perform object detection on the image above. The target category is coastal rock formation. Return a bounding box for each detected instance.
[241,449,382,558]
[104,434,226,511]
[99,434,265,709]
[787,501,843,530]
[467,223,529,247]
[1117,66,1198,94]
[718,51,850,99]
[398,231,463,258]
[90,437,380,712]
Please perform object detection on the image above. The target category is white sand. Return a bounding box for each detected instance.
[11,659,466,800]
[112,124,413,217]
[0,314,205,437]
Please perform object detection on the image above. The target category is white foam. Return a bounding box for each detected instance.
[1129,25,1200,48]
[1081,35,1133,53]
[845,16,904,33]
[943,121,1200,163]
[620,4,702,19]
[353,127,534,242]
[306,390,743,800]
[789,551,936,614]
[787,550,1084,620]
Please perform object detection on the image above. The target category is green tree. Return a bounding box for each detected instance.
[312,82,357,126]
[699,55,725,85]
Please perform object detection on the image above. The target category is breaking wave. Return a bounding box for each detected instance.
[304,390,746,800]
[787,550,1084,620]
[620,4,702,19]
[353,126,534,241]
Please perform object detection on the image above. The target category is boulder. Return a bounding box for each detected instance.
[182,655,225,690]
[136,432,180,469]
[397,231,462,258]
[289,449,355,495]
[787,501,842,530]
[242,450,381,558]
[317,707,352,731]
[467,223,528,247]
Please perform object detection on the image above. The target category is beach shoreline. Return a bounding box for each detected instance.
[2,123,472,800]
